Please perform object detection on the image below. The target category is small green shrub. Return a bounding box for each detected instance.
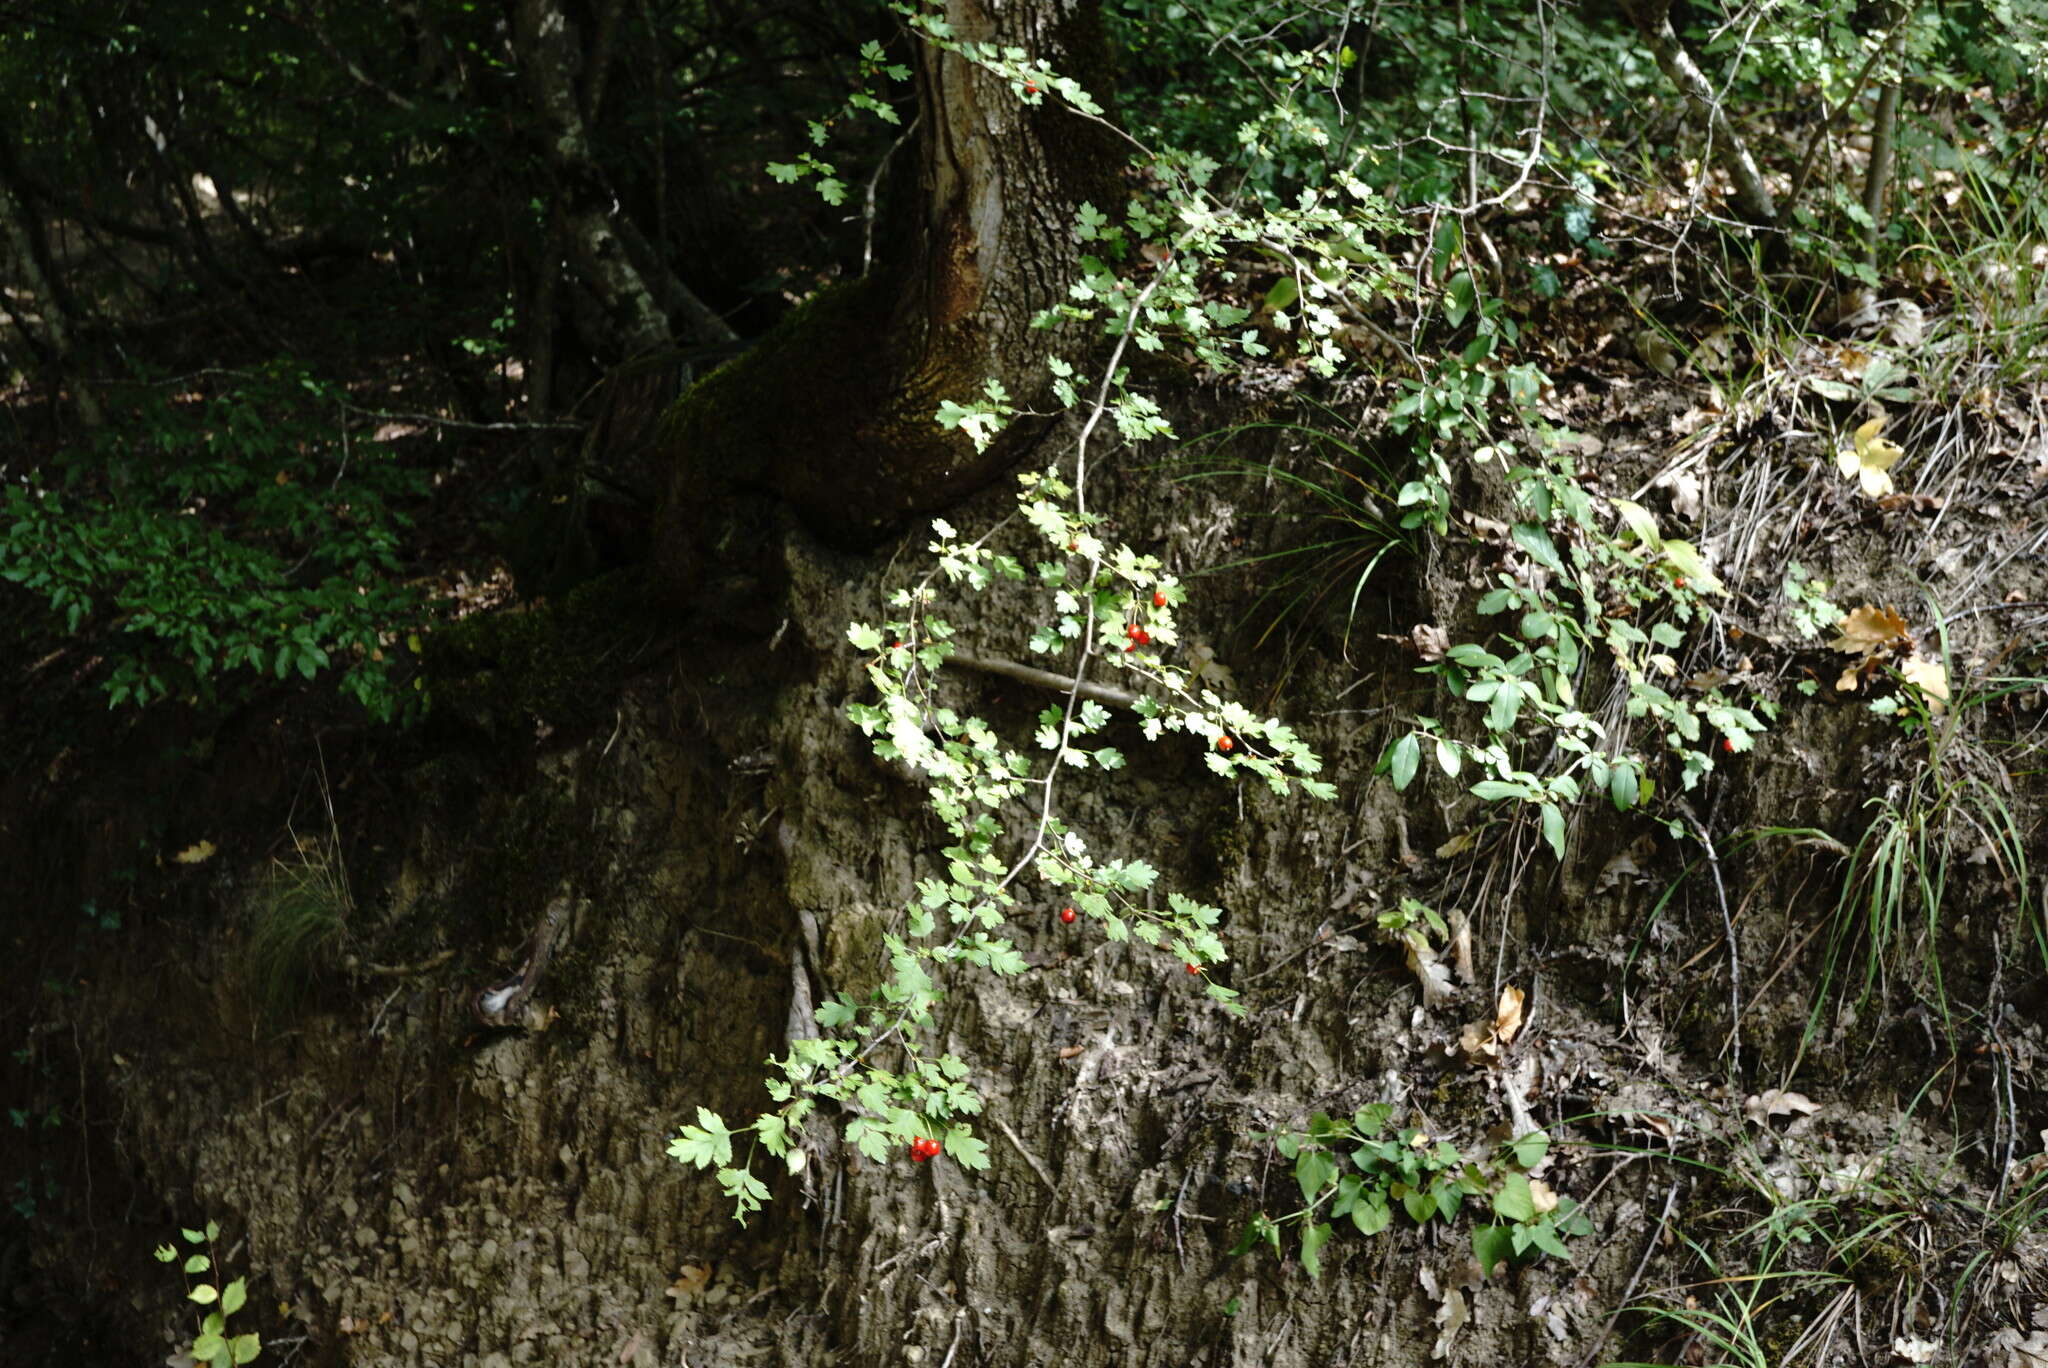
[155,1220,261,1367]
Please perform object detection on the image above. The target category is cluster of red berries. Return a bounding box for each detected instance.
[909,1136,941,1163]
[1123,622,1152,653]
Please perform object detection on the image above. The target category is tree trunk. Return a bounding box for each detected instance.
[654,0,1118,588]
[1620,0,1777,227]
[1860,7,1912,278]
[0,137,102,426]
[510,0,734,359]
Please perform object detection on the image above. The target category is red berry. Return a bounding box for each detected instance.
[1061,906,1077,924]
[1067,540,1078,552]
[1124,643,1136,653]
[1721,737,1736,754]
[1134,629,1150,645]
[1024,81,1038,94]
[1216,736,1233,753]
[1154,590,1167,608]
[1674,576,1687,588]
[1185,962,1201,975]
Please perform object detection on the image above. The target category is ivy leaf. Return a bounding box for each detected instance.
[1472,1223,1516,1278]
[1493,1172,1538,1223]
[1351,1193,1391,1235]
[1299,1220,1333,1279]
[1296,1148,1338,1204]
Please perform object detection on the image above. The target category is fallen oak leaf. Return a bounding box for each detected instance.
[1830,604,1909,657]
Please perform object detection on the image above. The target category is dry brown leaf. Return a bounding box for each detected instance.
[665,1263,713,1305]
[1653,467,1704,520]
[1634,330,1682,377]
[1495,985,1526,1046]
[1988,1329,2048,1368]
[1456,985,1526,1061]
[1435,829,1480,859]
[1528,1178,1560,1215]
[1407,939,1456,1009]
[1412,623,1449,661]
[1448,910,1474,984]
[1430,1285,1470,1359]
[172,839,217,865]
[1830,604,1909,657]
[1743,1089,1821,1125]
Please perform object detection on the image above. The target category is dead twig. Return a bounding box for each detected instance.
[947,648,1141,710]
[991,1115,1058,1195]
[1683,811,1743,1076]
[1577,1180,1682,1368]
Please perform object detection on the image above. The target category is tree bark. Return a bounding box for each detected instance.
[655,0,1117,589]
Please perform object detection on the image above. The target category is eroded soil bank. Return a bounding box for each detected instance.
[5,371,2046,1367]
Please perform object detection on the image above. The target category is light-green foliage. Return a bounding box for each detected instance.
[155,1221,261,1368]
